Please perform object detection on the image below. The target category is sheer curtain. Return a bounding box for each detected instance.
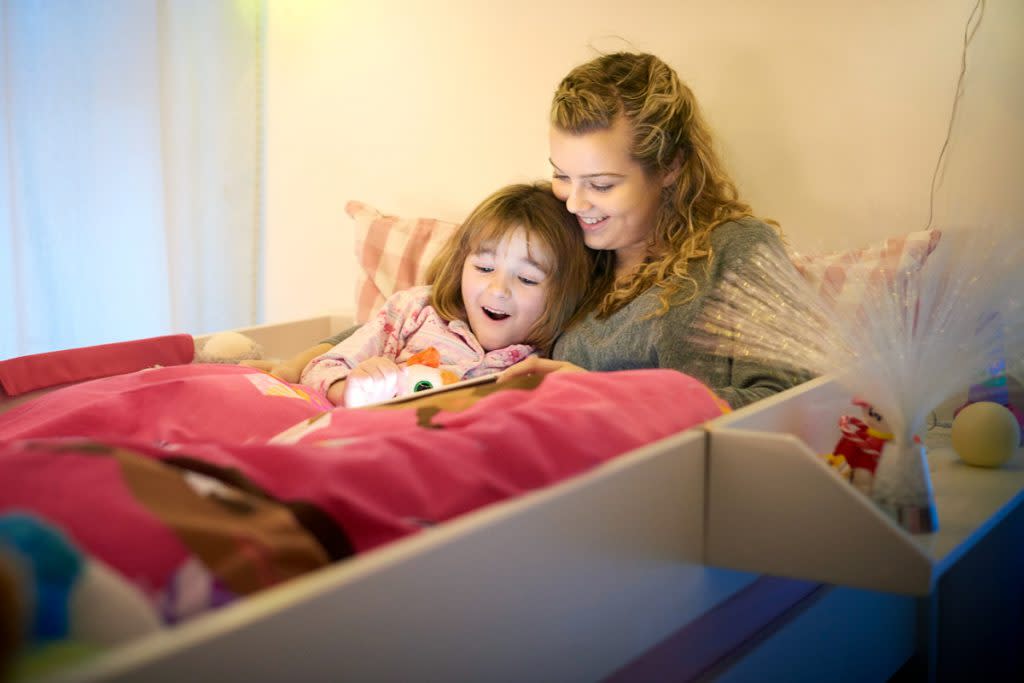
[0,0,263,358]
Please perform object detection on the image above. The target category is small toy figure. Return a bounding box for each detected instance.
[343,346,460,408]
[400,347,459,396]
[818,452,852,480]
[0,513,161,676]
[831,398,893,495]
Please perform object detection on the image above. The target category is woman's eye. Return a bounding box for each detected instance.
[474,265,494,273]
[591,183,613,192]
[552,173,569,182]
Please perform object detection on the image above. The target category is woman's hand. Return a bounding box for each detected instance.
[340,356,407,407]
[240,342,333,384]
[239,358,304,384]
[496,357,586,383]
[239,358,277,373]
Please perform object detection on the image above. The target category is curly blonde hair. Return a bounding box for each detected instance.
[426,182,593,352]
[552,52,770,317]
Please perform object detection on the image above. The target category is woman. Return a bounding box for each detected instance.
[502,52,806,407]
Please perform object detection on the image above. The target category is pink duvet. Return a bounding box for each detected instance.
[0,364,726,622]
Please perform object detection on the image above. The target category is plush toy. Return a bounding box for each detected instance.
[343,347,460,408]
[0,513,162,678]
[401,347,459,395]
[193,332,263,364]
[830,398,894,495]
[0,551,23,680]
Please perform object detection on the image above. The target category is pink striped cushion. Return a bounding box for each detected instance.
[789,230,942,311]
[347,201,459,324]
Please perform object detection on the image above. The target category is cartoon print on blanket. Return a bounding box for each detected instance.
[410,374,544,429]
[0,366,727,630]
[0,440,334,627]
[141,369,730,552]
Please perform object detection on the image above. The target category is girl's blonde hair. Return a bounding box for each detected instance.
[426,182,593,351]
[551,52,770,317]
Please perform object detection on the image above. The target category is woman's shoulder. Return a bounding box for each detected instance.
[701,217,787,281]
[709,216,782,253]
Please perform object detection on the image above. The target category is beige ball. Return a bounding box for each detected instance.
[951,401,1021,468]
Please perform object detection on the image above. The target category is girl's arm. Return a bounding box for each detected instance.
[301,323,391,397]
[301,287,426,397]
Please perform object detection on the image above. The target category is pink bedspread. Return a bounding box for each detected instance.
[0,364,726,623]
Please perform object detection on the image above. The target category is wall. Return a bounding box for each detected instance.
[264,0,1022,322]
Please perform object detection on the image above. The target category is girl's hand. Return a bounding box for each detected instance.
[496,357,586,383]
[341,357,407,407]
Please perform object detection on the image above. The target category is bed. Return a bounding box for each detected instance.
[5,216,1012,681]
[0,310,743,680]
[0,313,932,683]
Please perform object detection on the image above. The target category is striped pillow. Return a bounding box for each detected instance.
[789,230,943,312]
[347,202,459,324]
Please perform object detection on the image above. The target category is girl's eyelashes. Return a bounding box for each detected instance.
[474,266,543,285]
[591,183,613,192]
[470,259,545,286]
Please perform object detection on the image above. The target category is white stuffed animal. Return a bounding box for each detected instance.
[193,332,262,364]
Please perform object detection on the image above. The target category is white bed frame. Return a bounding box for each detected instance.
[17,316,1021,682]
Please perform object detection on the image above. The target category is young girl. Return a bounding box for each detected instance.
[300,182,594,407]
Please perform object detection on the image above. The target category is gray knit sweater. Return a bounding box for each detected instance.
[552,218,809,408]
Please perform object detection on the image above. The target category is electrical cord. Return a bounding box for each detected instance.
[924,0,985,231]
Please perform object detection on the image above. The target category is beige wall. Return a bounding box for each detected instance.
[264,0,1023,322]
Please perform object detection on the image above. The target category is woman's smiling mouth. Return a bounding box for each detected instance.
[577,215,608,231]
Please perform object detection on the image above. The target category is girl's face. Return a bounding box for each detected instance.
[549,116,670,276]
[461,227,551,352]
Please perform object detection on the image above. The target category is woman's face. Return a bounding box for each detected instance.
[549,116,669,275]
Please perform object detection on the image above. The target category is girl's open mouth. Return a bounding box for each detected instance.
[483,306,510,321]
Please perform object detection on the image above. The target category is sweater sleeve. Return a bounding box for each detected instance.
[319,324,359,347]
[654,308,808,410]
[674,219,813,408]
[712,357,810,409]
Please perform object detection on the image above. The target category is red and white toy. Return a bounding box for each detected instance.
[831,398,894,495]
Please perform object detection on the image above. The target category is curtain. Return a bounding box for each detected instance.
[0,0,263,358]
